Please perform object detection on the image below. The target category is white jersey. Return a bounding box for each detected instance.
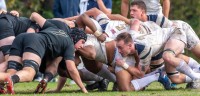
[147,14,173,28]
[139,21,163,34]
[130,22,175,66]
[132,0,162,15]
[105,20,130,40]
[172,20,200,50]
[104,20,159,41]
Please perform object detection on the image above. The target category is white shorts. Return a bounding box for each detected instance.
[171,21,199,50]
[180,21,200,50]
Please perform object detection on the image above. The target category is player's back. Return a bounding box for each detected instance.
[105,20,130,40]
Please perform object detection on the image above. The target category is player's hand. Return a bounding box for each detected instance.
[0,9,7,14]
[115,59,125,67]
[81,87,88,93]
[107,66,115,73]
[10,10,19,17]
[97,33,107,42]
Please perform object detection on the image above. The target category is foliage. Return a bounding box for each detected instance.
[6,0,54,18]
[170,0,200,34]
[5,0,200,59]
[6,0,200,32]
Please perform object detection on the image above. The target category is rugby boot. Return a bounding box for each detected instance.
[4,77,15,94]
[34,79,47,94]
[157,69,172,90]
[98,79,109,91]
[85,82,100,90]
[0,87,6,94]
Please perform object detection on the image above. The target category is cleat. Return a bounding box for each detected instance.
[0,87,6,94]
[98,79,109,91]
[4,77,15,94]
[85,82,99,90]
[170,83,177,90]
[186,79,200,89]
[157,69,172,90]
[85,79,109,91]
[186,82,193,89]
[34,79,47,94]
[112,82,119,91]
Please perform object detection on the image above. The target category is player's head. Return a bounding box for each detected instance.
[130,0,147,20]
[69,27,87,50]
[115,32,135,57]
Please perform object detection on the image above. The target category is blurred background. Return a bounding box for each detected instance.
[5,0,200,59]
[6,0,200,32]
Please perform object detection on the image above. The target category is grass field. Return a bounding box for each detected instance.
[6,80,200,96]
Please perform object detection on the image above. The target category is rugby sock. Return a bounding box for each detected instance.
[176,60,200,81]
[11,75,20,84]
[188,58,200,73]
[97,64,116,82]
[79,68,103,81]
[144,67,164,77]
[185,75,193,83]
[131,73,159,91]
[44,72,54,82]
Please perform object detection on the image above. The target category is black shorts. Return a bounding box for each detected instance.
[9,33,47,58]
[0,18,15,39]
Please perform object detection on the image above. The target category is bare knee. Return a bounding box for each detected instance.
[162,52,175,65]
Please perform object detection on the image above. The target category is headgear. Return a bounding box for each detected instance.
[69,28,87,44]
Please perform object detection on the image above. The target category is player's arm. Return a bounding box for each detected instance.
[130,19,141,31]
[121,0,129,17]
[26,23,41,33]
[77,45,96,60]
[0,9,7,14]
[65,60,88,93]
[75,13,106,42]
[107,14,131,24]
[162,0,170,18]
[115,59,144,78]
[30,12,46,28]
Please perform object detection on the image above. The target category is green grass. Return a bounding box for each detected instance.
[4,81,200,96]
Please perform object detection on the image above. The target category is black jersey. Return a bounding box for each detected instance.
[38,20,75,60]
[0,13,36,35]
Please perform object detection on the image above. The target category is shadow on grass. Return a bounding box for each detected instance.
[15,89,116,95]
